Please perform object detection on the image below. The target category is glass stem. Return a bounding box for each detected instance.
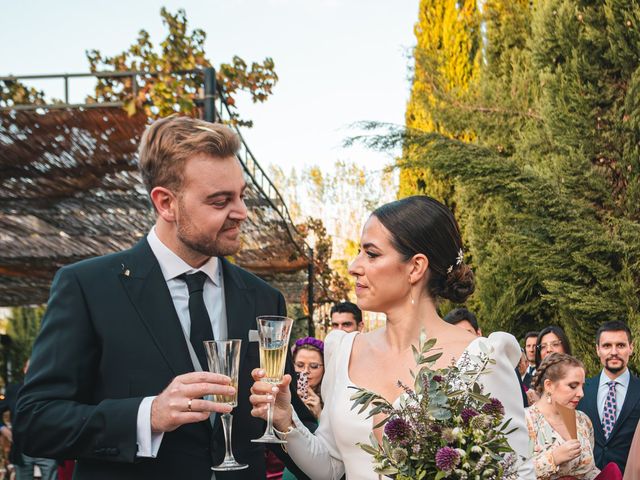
[266,399,276,436]
[221,413,236,462]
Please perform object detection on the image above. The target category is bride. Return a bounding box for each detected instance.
[250,195,534,479]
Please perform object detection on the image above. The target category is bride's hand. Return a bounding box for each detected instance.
[249,368,294,430]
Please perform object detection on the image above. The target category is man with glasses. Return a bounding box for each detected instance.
[578,320,640,474]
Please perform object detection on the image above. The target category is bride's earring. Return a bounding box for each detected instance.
[409,277,415,305]
[546,392,552,404]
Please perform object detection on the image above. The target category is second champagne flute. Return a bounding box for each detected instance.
[204,339,247,471]
[252,315,293,444]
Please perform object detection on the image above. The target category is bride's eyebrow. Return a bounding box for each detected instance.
[362,242,380,250]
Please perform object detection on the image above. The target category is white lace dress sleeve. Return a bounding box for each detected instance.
[464,332,536,480]
[281,329,349,480]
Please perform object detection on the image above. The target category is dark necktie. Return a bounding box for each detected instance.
[180,272,214,370]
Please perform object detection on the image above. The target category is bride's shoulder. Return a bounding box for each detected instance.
[467,332,521,366]
[324,329,358,361]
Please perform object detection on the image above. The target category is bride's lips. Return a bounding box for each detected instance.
[355,283,368,294]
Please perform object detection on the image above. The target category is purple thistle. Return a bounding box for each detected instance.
[384,418,412,443]
[432,375,443,382]
[435,446,461,471]
[481,398,505,416]
[460,407,479,424]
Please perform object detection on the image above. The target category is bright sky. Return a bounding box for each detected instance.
[1,0,418,174]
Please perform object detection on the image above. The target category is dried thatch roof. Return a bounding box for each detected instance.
[0,107,307,306]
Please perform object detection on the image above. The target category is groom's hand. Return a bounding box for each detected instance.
[151,372,235,433]
[249,369,294,431]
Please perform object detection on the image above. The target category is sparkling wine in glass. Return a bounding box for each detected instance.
[252,315,293,444]
[204,339,248,471]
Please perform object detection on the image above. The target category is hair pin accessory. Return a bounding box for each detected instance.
[447,248,465,274]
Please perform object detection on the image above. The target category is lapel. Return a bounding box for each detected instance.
[584,376,606,444]
[213,258,255,437]
[119,238,193,377]
[610,372,640,441]
[220,258,256,355]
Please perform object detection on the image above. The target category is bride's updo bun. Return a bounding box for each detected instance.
[372,195,475,304]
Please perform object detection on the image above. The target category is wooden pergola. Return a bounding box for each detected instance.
[0,69,313,310]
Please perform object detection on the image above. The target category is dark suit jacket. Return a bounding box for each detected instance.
[578,371,640,473]
[14,238,312,480]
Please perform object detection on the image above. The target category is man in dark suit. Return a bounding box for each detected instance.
[578,320,640,473]
[521,331,538,390]
[14,116,312,479]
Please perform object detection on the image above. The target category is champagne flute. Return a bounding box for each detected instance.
[203,339,248,471]
[252,315,293,444]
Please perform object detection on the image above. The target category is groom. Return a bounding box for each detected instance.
[15,116,311,479]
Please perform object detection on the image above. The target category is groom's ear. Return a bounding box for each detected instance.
[408,253,429,283]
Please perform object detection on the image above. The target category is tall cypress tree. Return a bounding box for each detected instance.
[395,0,640,372]
[400,0,481,200]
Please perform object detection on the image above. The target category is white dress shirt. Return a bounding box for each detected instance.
[597,368,630,422]
[136,227,228,457]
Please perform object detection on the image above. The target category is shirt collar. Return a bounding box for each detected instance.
[599,368,630,388]
[147,227,220,286]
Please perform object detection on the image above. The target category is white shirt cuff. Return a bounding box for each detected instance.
[136,396,164,457]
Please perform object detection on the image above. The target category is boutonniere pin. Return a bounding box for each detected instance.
[121,263,131,277]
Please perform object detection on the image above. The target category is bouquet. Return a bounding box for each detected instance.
[349,335,519,480]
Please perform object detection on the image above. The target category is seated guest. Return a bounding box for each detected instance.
[525,353,601,479]
[330,302,363,333]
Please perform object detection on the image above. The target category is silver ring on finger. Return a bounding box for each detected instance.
[187,398,193,412]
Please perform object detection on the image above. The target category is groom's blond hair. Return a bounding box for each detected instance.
[138,115,240,195]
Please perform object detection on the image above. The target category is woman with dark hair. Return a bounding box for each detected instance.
[249,196,534,480]
[536,326,572,368]
[527,326,573,404]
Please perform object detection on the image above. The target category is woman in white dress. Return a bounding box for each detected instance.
[250,195,535,479]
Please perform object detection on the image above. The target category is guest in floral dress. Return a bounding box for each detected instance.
[525,353,600,479]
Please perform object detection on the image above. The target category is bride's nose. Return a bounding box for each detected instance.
[348,255,363,277]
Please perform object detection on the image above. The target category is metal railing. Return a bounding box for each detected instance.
[0,68,310,258]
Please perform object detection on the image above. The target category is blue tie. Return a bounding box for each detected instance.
[603,380,618,440]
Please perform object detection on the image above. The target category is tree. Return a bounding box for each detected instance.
[399,0,481,200]
[0,81,46,107]
[388,0,640,373]
[4,306,45,383]
[86,8,278,126]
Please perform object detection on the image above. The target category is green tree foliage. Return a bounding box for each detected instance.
[393,0,640,374]
[399,0,481,200]
[86,8,278,125]
[4,306,45,383]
